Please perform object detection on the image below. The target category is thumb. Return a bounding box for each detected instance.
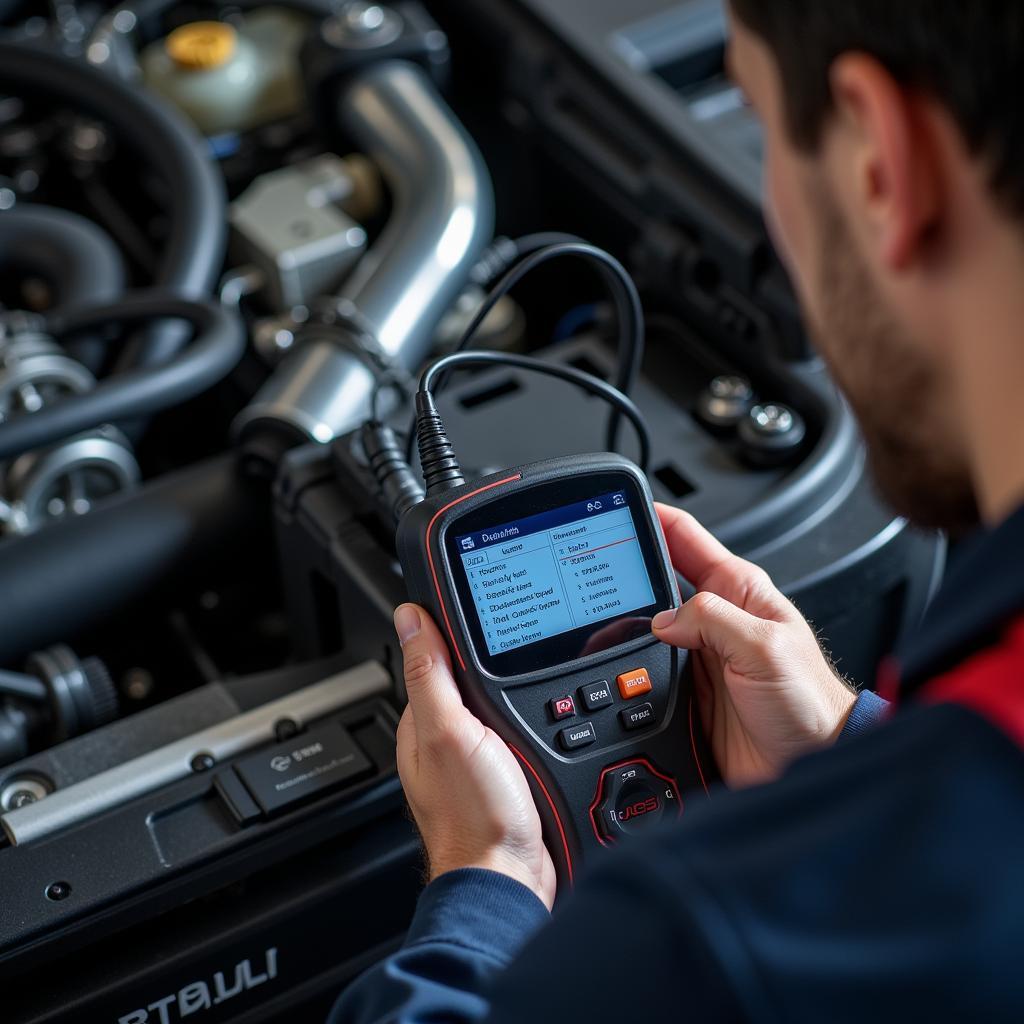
[652,592,777,675]
[394,604,467,740]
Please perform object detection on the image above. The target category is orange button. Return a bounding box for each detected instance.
[617,668,652,700]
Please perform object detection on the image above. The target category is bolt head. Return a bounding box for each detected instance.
[112,9,137,33]
[274,718,300,742]
[45,881,71,901]
[750,403,795,436]
[709,375,753,402]
[323,3,402,50]
[346,3,386,33]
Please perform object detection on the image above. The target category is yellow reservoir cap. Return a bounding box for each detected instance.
[166,21,237,71]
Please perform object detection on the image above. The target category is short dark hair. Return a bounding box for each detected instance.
[728,1,1024,216]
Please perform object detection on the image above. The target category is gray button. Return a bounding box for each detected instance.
[559,720,597,751]
[620,702,655,731]
[579,680,613,711]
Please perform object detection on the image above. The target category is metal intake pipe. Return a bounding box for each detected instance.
[234,59,495,449]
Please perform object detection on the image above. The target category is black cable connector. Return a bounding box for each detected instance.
[361,421,425,521]
[414,391,466,497]
[369,235,652,513]
[409,350,650,505]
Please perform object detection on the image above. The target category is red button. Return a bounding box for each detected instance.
[551,696,576,720]
[616,668,652,700]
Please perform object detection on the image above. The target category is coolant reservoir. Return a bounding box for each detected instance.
[139,9,307,137]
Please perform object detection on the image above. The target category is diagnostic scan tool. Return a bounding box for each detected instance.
[397,453,713,884]
[381,239,714,884]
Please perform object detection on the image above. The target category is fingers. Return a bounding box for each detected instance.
[655,504,792,620]
[394,604,466,742]
[652,591,777,671]
[656,504,747,587]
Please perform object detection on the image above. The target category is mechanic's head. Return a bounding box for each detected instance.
[727,2,1024,532]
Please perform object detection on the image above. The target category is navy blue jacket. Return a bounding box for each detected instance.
[330,506,1024,1022]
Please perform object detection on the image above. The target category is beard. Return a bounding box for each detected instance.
[808,197,979,534]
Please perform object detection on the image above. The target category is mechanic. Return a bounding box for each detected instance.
[331,2,1024,1020]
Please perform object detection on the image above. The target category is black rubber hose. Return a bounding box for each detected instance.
[0,453,262,664]
[0,203,127,373]
[0,293,245,462]
[0,204,125,309]
[0,41,226,369]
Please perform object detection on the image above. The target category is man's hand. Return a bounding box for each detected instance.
[652,505,857,788]
[393,603,557,908]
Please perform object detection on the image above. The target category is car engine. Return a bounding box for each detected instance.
[0,0,944,1020]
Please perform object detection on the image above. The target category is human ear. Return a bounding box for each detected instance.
[828,53,941,270]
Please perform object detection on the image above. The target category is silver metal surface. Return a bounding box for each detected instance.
[0,775,52,811]
[322,2,403,49]
[710,375,753,402]
[235,60,495,445]
[0,324,140,534]
[247,337,378,444]
[0,325,94,424]
[230,155,368,310]
[1,660,391,846]
[219,265,266,308]
[4,426,140,532]
[750,403,796,436]
[696,374,755,430]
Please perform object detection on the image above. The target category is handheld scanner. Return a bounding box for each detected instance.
[396,453,712,886]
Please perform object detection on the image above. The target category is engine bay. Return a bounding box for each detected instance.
[0,1,944,1020]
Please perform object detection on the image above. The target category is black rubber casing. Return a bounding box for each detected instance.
[396,453,713,886]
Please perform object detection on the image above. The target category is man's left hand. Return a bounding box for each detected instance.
[393,603,557,908]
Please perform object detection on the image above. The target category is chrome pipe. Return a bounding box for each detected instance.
[236,60,495,447]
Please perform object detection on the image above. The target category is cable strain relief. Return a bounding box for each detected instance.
[361,421,425,521]
[415,392,465,496]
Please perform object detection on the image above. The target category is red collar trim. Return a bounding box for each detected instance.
[910,618,1024,749]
